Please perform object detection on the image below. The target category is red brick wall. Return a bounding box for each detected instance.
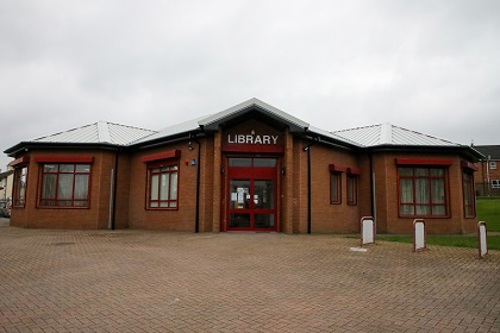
[8,123,478,235]
[307,144,369,233]
[127,141,201,231]
[372,152,477,234]
[198,135,215,232]
[114,153,131,229]
[10,149,116,229]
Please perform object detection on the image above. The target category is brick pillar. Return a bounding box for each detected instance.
[282,129,294,234]
[212,130,222,232]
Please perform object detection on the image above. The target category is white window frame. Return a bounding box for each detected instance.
[490,161,497,170]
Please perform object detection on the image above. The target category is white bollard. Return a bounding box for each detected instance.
[360,216,375,247]
[413,219,426,252]
[477,221,488,259]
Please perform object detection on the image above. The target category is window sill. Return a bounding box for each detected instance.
[37,206,90,209]
[398,215,451,219]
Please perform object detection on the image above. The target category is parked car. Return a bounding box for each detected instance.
[0,200,11,218]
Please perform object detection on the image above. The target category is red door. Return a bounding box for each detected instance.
[226,157,278,231]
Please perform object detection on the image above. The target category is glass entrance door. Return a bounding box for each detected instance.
[227,157,277,231]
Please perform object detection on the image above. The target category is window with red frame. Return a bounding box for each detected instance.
[398,167,448,217]
[462,171,475,218]
[13,165,28,207]
[147,163,179,209]
[330,172,342,204]
[39,163,91,207]
[347,175,357,205]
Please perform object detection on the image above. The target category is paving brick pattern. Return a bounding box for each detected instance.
[0,224,499,332]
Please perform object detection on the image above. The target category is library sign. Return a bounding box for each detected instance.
[227,132,279,145]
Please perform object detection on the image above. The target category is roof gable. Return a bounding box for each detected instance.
[200,98,309,132]
[333,123,460,147]
[131,98,311,146]
[33,121,156,146]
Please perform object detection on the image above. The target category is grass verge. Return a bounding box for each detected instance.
[373,197,500,250]
[476,197,500,232]
[376,234,500,251]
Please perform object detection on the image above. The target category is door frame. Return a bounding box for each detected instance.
[221,155,281,232]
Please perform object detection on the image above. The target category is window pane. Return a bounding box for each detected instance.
[433,205,446,215]
[399,166,448,217]
[416,205,431,215]
[400,179,413,203]
[430,169,444,176]
[148,163,179,209]
[60,164,75,173]
[14,166,28,207]
[400,204,414,215]
[230,180,250,209]
[76,164,91,173]
[74,175,89,200]
[44,164,58,173]
[254,214,275,228]
[330,173,340,203]
[399,168,413,176]
[415,179,429,204]
[42,174,57,199]
[462,172,475,217]
[228,158,251,167]
[229,213,250,228]
[415,168,429,176]
[254,180,274,209]
[254,158,276,167]
[150,174,159,200]
[160,174,170,200]
[170,172,178,200]
[431,179,445,203]
[347,176,357,205]
[58,174,74,200]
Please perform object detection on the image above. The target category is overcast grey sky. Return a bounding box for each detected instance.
[1,0,499,169]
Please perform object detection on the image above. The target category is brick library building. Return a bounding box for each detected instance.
[4,99,483,234]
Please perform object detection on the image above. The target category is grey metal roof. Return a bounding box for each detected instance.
[131,115,207,145]
[200,98,309,131]
[333,123,460,147]
[6,99,476,156]
[132,98,311,145]
[307,125,362,147]
[33,121,156,146]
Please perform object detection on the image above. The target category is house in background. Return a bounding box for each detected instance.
[473,145,500,196]
[0,168,14,217]
[3,98,483,234]
[0,168,13,202]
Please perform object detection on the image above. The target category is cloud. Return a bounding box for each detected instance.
[1,0,500,169]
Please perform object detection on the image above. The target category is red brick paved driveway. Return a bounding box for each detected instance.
[1,224,499,332]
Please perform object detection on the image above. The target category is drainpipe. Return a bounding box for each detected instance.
[369,153,376,224]
[192,135,202,233]
[303,138,318,234]
[109,149,119,230]
[486,155,491,196]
